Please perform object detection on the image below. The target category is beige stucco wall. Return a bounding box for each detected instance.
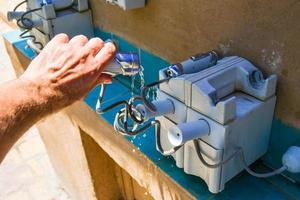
[90,0,300,129]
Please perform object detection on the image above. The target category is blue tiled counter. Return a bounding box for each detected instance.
[3,29,300,200]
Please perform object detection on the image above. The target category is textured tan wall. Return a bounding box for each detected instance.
[90,0,300,129]
[80,131,122,200]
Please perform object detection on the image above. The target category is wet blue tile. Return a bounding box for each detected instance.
[84,79,131,124]
[265,170,300,199]
[213,170,293,200]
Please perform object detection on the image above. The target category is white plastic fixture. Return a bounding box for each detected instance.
[136,55,300,193]
[168,120,210,147]
[156,56,278,193]
[282,146,300,173]
[106,0,145,10]
[12,0,94,48]
[136,99,175,120]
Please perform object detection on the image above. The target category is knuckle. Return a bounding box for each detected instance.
[80,48,91,58]
[56,33,69,42]
[60,44,69,52]
[75,34,88,42]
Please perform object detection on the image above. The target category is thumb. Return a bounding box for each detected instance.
[80,73,112,101]
[98,73,112,84]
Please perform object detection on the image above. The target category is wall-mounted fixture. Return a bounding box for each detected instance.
[7,0,94,53]
[7,1,140,76]
[106,0,145,10]
[97,51,300,193]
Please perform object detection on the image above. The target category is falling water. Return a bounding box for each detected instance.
[146,84,158,102]
[130,65,145,95]
[130,73,135,95]
[139,65,145,89]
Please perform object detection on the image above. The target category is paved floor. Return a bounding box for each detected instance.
[0,17,71,200]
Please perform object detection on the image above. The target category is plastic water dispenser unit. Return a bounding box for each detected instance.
[156,56,277,193]
[96,51,300,193]
[7,0,94,52]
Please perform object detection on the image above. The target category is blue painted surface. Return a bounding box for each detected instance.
[4,29,300,199]
[2,30,36,60]
[140,49,170,84]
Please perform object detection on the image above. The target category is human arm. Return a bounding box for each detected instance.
[0,34,116,162]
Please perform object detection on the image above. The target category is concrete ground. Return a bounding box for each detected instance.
[0,16,71,200]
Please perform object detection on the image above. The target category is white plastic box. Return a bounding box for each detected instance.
[106,0,145,10]
[156,56,277,193]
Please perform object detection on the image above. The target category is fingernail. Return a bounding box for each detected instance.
[105,39,118,49]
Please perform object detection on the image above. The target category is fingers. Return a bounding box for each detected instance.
[43,33,69,52]
[83,37,105,56]
[69,35,89,47]
[94,42,117,72]
[68,36,104,63]
[51,33,70,44]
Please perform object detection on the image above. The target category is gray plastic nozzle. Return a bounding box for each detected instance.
[168,120,210,147]
[7,11,25,21]
[166,51,218,78]
[136,99,175,120]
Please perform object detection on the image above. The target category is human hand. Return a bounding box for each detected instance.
[20,34,116,111]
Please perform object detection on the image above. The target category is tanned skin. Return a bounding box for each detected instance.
[0,34,116,162]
